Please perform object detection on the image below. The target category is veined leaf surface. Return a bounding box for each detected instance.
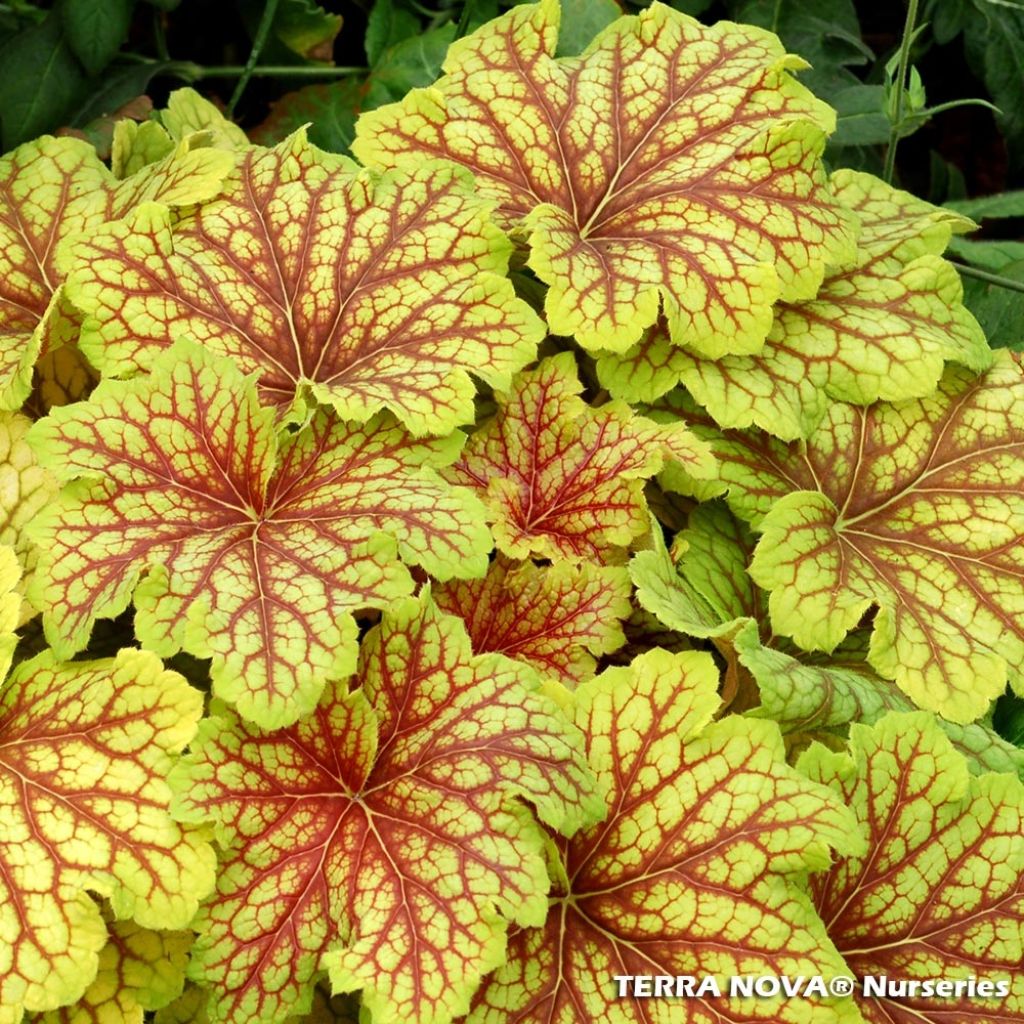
[0,649,214,1021]
[170,592,601,1024]
[598,171,991,439]
[63,132,544,436]
[466,647,859,1024]
[632,502,1024,775]
[30,921,192,1024]
[0,412,57,622]
[0,133,233,411]
[803,713,1024,1024]
[435,557,631,684]
[28,344,491,729]
[714,353,1024,723]
[448,353,713,563]
[355,0,854,355]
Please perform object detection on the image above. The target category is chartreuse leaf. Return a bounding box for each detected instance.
[111,89,249,180]
[448,353,714,563]
[62,131,544,436]
[0,545,20,680]
[599,170,990,439]
[169,591,601,1024]
[434,557,632,684]
[31,920,192,1024]
[706,352,1024,724]
[0,131,233,411]
[27,343,491,730]
[0,412,57,623]
[467,647,861,1024]
[632,501,1024,776]
[802,713,1024,1022]
[354,0,855,356]
[0,648,215,1021]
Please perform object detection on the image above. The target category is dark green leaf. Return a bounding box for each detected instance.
[727,0,870,102]
[958,257,1024,350]
[993,692,1024,746]
[964,0,1024,171]
[237,0,341,64]
[365,0,420,67]
[949,236,1024,271]
[830,84,890,147]
[58,0,134,76]
[947,190,1024,220]
[928,0,969,43]
[70,60,177,127]
[251,78,363,152]
[364,24,456,107]
[0,13,88,150]
[554,0,619,57]
[669,0,714,13]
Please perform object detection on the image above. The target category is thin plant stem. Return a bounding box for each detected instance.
[228,0,281,116]
[952,261,1024,295]
[455,0,475,38]
[197,64,366,78]
[883,0,920,184]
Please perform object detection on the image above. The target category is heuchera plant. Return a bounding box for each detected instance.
[0,3,1022,1024]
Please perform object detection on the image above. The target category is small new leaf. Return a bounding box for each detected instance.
[448,353,713,563]
[434,557,631,684]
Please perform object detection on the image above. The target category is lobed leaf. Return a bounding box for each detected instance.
[634,500,1024,773]
[739,355,1024,722]
[0,132,233,411]
[803,713,1024,1023]
[467,647,860,1023]
[0,648,214,1021]
[354,0,855,355]
[170,591,601,1024]
[62,131,544,437]
[0,412,57,623]
[28,343,492,729]
[448,352,713,563]
[598,171,991,439]
[30,921,192,1024]
[434,557,631,684]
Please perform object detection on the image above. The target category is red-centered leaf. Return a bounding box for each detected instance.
[0,134,233,412]
[465,647,860,1024]
[61,131,545,436]
[802,713,1024,1024]
[354,0,855,355]
[678,353,1024,722]
[434,557,631,684]
[169,591,602,1024]
[27,343,491,729]
[447,352,714,563]
[0,649,214,1020]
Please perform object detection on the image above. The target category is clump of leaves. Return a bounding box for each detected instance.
[2,4,1023,1024]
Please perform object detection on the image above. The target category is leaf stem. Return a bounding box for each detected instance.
[455,0,476,39]
[228,0,281,116]
[951,261,1024,294]
[195,64,367,78]
[883,0,920,183]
